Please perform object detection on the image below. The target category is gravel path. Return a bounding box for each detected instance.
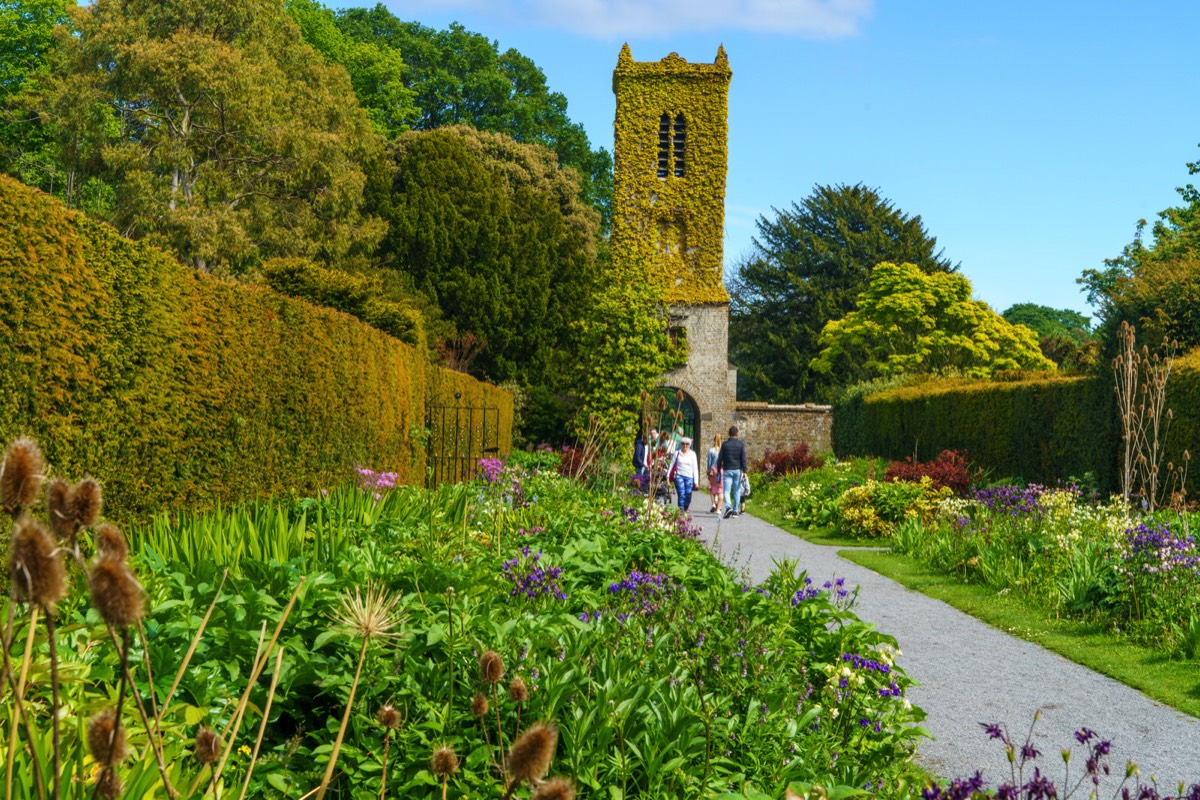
[686,497,1200,791]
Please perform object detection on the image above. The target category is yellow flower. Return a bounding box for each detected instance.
[239,745,252,757]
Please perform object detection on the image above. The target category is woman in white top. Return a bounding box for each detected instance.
[670,437,700,512]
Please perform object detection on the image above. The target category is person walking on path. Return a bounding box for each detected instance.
[706,434,724,513]
[717,426,747,519]
[632,432,648,477]
[670,437,700,512]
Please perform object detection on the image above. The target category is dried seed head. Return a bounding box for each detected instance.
[194,728,222,764]
[479,650,504,685]
[10,518,66,611]
[87,709,129,764]
[94,767,122,800]
[430,746,459,779]
[508,676,529,704]
[95,524,129,562]
[531,777,576,800]
[46,478,72,540]
[507,722,558,784]
[89,557,144,629]
[376,704,402,730]
[70,477,102,532]
[656,396,667,411]
[675,389,684,403]
[1,437,44,514]
[470,692,489,717]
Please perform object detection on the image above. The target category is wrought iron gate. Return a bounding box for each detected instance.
[426,397,501,487]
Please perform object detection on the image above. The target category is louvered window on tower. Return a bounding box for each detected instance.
[673,113,686,177]
[658,113,671,178]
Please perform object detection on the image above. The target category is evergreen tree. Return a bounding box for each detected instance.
[377,125,601,398]
[729,183,956,402]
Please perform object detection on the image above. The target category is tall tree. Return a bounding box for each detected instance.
[31,0,385,273]
[329,4,613,229]
[284,0,416,139]
[377,125,601,393]
[1002,303,1096,370]
[729,183,956,402]
[1080,143,1200,356]
[812,262,1054,378]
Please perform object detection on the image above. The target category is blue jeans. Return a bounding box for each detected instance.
[674,474,694,511]
[723,469,743,514]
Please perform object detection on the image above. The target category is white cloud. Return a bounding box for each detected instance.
[397,0,873,39]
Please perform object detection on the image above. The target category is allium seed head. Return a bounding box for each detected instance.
[87,709,129,764]
[470,692,489,717]
[430,746,459,779]
[194,728,222,764]
[10,518,66,611]
[46,478,72,540]
[95,524,129,562]
[70,477,102,532]
[508,676,529,704]
[479,650,504,684]
[376,704,402,730]
[1,437,44,514]
[532,777,576,800]
[94,767,122,800]
[89,557,144,628]
[507,722,558,784]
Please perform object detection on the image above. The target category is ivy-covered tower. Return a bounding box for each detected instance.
[612,44,736,445]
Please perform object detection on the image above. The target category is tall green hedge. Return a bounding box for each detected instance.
[0,176,512,522]
[834,375,1120,491]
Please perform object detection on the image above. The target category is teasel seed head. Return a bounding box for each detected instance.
[10,518,66,611]
[46,478,72,540]
[479,650,504,684]
[508,676,529,704]
[656,396,667,411]
[376,704,402,730]
[430,746,459,779]
[70,477,102,532]
[1,437,44,514]
[531,777,576,800]
[94,767,122,800]
[194,728,222,765]
[89,557,144,629]
[87,709,129,764]
[507,722,558,784]
[470,692,489,717]
[95,523,129,562]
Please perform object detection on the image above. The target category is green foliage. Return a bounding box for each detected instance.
[573,258,679,447]
[830,376,915,459]
[19,0,386,274]
[1,459,928,798]
[811,261,1055,379]
[1080,143,1200,357]
[329,4,613,227]
[0,175,511,522]
[284,0,417,139]
[730,183,957,403]
[262,257,425,347]
[377,125,601,425]
[1002,303,1097,371]
[836,478,951,539]
[834,373,1120,493]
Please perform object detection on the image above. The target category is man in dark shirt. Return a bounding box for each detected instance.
[717,425,747,518]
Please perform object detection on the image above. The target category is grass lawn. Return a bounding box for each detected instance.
[840,548,1200,720]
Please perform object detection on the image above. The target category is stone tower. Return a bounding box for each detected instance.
[611,44,737,447]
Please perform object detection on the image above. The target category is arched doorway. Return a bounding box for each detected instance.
[648,386,699,448]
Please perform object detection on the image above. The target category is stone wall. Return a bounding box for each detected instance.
[733,402,833,462]
[661,302,738,447]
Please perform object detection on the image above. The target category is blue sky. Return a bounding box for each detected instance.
[366,1,1200,320]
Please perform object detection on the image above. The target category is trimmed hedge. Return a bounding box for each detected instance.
[835,375,1120,492]
[0,176,512,522]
